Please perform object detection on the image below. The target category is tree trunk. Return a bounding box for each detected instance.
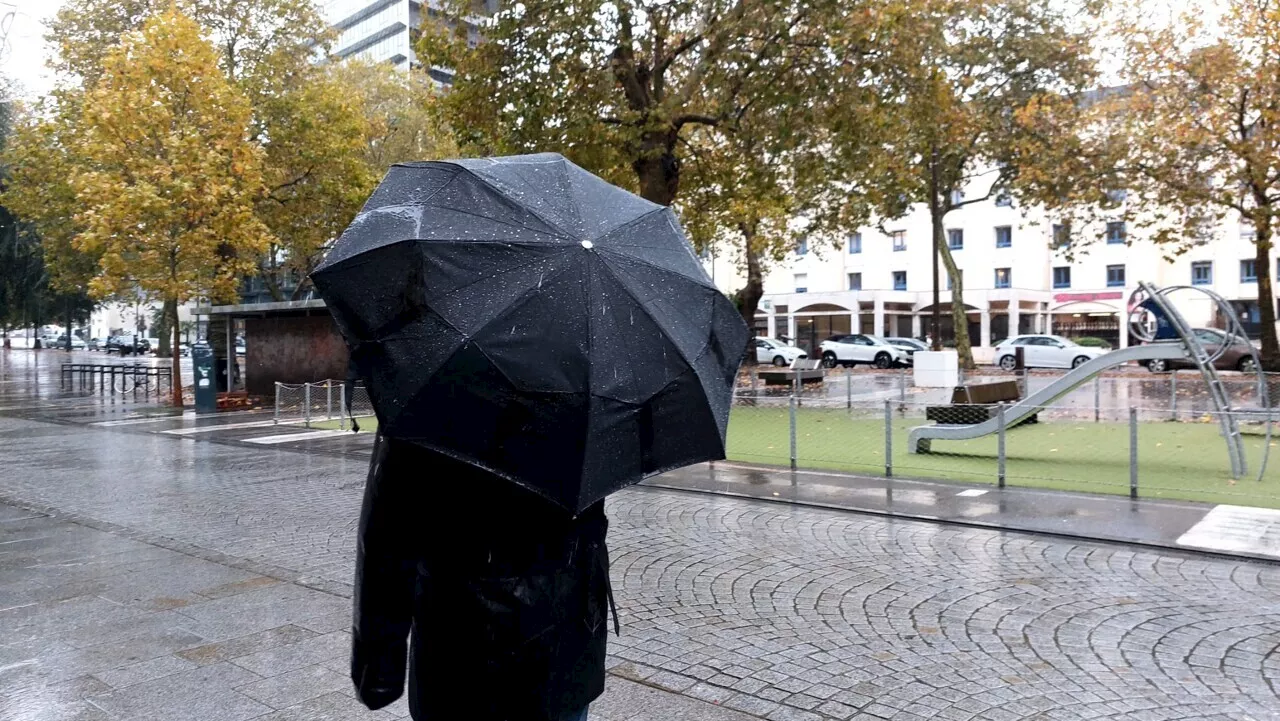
[632,135,679,206]
[64,296,73,352]
[936,239,976,370]
[735,227,765,366]
[928,184,942,351]
[167,299,183,407]
[1255,217,1279,369]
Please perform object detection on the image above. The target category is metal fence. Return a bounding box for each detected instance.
[273,380,373,428]
[725,366,1280,509]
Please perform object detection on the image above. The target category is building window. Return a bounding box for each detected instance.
[1191,261,1213,286]
[1106,188,1128,203]
[848,272,862,291]
[1052,223,1070,248]
[893,271,907,291]
[994,268,1011,289]
[1241,259,1257,283]
[796,238,808,256]
[794,273,808,293]
[848,233,861,254]
[1106,264,1126,288]
[995,226,1012,248]
[947,229,964,250]
[950,188,965,205]
[995,190,1012,207]
[1106,221,1127,245]
[946,269,963,290]
[891,230,906,251]
[1053,266,1071,289]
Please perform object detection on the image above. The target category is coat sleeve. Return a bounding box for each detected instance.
[351,434,419,710]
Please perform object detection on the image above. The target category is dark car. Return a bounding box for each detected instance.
[885,337,928,366]
[106,335,151,356]
[1143,327,1258,373]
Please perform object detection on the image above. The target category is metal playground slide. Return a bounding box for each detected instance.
[908,282,1271,481]
[907,343,1188,453]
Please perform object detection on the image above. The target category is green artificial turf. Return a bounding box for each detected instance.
[308,416,377,432]
[307,407,1280,508]
[725,405,1280,508]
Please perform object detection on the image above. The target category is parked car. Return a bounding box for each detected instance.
[885,337,929,365]
[993,334,1108,370]
[753,337,807,367]
[107,335,151,356]
[1142,327,1259,373]
[53,335,86,350]
[87,337,106,351]
[820,334,908,369]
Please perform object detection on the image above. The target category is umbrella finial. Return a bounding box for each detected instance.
[580,240,594,250]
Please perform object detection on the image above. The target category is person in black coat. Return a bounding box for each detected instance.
[351,434,615,721]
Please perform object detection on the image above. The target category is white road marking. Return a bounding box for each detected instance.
[242,429,350,445]
[956,489,988,497]
[91,416,185,427]
[1176,505,1280,559]
[162,420,287,435]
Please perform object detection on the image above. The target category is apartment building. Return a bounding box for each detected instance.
[322,0,494,84]
[703,188,1268,357]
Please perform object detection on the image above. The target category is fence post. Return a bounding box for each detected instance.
[274,382,280,425]
[1129,406,1138,499]
[899,366,907,403]
[997,402,1007,488]
[340,383,348,431]
[884,399,893,477]
[793,373,801,407]
[326,380,333,421]
[1094,374,1101,423]
[846,365,852,409]
[1170,371,1178,421]
[304,383,312,428]
[789,393,798,471]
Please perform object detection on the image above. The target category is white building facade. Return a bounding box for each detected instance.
[321,0,492,84]
[704,188,1270,359]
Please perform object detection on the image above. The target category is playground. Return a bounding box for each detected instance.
[723,405,1280,508]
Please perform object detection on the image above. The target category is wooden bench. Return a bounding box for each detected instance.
[926,380,1036,424]
[757,358,826,386]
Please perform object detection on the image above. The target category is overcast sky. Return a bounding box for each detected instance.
[1,0,1220,101]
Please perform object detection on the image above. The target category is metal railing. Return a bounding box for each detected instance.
[273,380,374,429]
[60,362,173,401]
[725,368,1280,508]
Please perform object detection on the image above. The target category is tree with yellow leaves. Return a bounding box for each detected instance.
[72,8,270,405]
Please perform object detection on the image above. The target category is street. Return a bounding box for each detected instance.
[1,351,1279,720]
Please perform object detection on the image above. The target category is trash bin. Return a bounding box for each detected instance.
[192,342,216,413]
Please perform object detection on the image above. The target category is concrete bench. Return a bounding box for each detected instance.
[757,358,826,386]
[926,380,1037,425]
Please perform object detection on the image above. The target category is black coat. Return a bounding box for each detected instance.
[351,435,614,721]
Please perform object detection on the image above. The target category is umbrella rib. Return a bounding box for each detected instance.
[588,207,668,243]
[428,245,577,309]
[595,246,717,290]
[406,203,574,241]
[460,167,582,240]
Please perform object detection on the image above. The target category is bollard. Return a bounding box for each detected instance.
[1129,406,1138,499]
[1094,374,1101,423]
[997,402,1007,488]
[899,366,907,403]
[789,394,798,471]
[274,382,280,425]
[326,380,333,421]
[846,365,852,409]
[304,383,312,428]
[750,368,758,397]
[884,399,893,477]
[340,384,348,431]
[1170,371,1178,421]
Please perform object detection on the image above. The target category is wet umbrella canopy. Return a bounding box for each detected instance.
[312,154,748,513]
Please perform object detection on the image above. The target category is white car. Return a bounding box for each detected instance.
[993,334,1108,370]
[819,334,907,369]
[754,337,807,367]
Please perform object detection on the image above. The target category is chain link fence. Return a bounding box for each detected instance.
[273,380,374,428]
[725,366,1280,509]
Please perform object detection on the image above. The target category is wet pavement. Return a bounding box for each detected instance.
[2,348,1280,720]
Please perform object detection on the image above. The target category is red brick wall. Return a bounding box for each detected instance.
[243,314,348,396]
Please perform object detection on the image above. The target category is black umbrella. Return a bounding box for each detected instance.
[312,153,748,513]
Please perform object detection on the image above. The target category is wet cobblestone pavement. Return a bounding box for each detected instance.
[2,349,1279,720]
